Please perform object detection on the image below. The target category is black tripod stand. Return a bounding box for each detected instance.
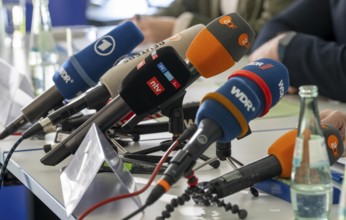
[113,92,221,169]
[215,141,259,197]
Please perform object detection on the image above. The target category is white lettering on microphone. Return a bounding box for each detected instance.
[184,119,195,128]
[231,86,255,112]
[123,41,165,63]
[147,76,165,95]
[59,68,74,84]
[278,79,285,98]
[248,61,264,67]
[150,81,162,92]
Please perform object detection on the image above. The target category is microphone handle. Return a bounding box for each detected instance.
[48,85,110,125]
[0,86,64,139]
[40,95,131,165]
[22,86,64,122]
[208,155,282,198]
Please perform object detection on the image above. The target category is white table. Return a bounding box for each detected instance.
[1,87,346,220]
[2,52,346,219]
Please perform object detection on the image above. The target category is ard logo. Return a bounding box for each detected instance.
[94,35,116,56]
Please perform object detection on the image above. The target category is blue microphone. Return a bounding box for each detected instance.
[145,58,290,206]
[0,21,143,139]
[196,58,289,142]
[53,21,143,99]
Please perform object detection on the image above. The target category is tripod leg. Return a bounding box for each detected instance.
[193,157,219,171]
[199,154,220,168]
[226,157,237,170]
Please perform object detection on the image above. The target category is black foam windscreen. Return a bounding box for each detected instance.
[120,46,192,115]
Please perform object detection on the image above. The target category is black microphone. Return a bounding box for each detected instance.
[41,46,193,165]
[40,12,256,166]
[207,124,344,198]
[0,21,143,140]
[144,58,290,206]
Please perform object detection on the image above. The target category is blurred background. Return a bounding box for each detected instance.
[25,0,175,29]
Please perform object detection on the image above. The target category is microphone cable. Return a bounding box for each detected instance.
[0,136,24,188]
[78,124,197,220]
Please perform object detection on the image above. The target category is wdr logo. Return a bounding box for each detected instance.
[94,35,116,56]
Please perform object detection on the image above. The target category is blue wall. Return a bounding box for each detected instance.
[0,185,31,220]
[26,0,88,31]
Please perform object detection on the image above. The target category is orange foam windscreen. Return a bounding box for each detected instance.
[186,28,236,78]
[268,129,297,178]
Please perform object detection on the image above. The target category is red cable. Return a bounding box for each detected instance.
[78,140,181,220]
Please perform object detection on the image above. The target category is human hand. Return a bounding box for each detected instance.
[320,109,346,155]
[249,33,298,94]
[248,33,286,62]
[131,15,176,43]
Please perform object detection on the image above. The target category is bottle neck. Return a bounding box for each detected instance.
[31,0,52,33]
[297,87,322,136]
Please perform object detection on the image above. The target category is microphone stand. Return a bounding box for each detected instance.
[215,141,259,197]
[117,92,220,169]
[48,92,220,170]
[215,142,244,169]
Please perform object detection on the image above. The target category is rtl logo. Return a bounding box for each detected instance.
[147,77,165,96]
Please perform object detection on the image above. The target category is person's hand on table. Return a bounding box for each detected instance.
[320,109,346,156]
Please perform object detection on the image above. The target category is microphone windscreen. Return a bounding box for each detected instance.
[100,24,204,98]
[119,46,192,115]
[269,125,344,178]
[53,21,144,99]
[196,59,289,142]
[268,129,296,178]
[186,13,255,78]
[229,58,289,116]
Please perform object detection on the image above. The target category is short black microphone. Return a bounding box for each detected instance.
[207,124,344,198]
[0,21,143,140]
[145,58,290,206]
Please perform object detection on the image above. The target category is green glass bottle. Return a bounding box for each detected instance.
[290,85,332,220]
[28,0,58,96]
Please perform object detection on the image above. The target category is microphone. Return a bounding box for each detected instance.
[40,12,256,166]
[22,24,205,139]
[0,21,143,140]
[144,58,290,206]
[207,124,344,199]
[41,46,193,165]
[100,24,205,98]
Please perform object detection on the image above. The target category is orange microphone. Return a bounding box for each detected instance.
[208,124,343,198]
[186,14,253,78]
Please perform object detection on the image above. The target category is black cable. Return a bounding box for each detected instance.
[156,185,248,219]
[122,204,148,220]
[0,136,24,188]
